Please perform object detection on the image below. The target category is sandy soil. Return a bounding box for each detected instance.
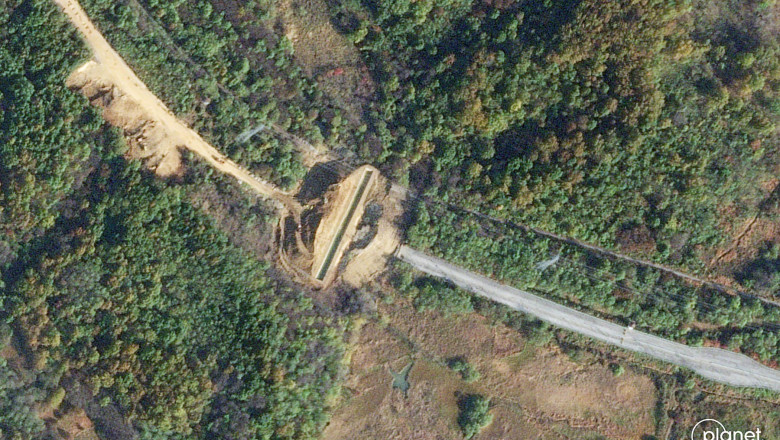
[55,0,299,214]
[310,165,378,285]
[67,61,181,177]
[342,178,404,287]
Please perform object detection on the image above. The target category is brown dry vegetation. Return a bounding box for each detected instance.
[0,343,100,440]
[323,298,657,440]
[276,0,375,127]
[708,178,780,290]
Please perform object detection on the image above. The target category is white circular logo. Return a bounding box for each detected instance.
[691,419,763,440]
[692,419,726,440]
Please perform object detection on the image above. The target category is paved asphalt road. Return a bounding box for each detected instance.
[397,246,780,392]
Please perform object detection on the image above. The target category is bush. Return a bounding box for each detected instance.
[457,393,493,439]
[407,277,474,315]
[609,363,625,377]
[45,388,66,411]
[0,324,12,349]
[448,357,480,383]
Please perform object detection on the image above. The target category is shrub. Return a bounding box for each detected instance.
[448,357,480,383]
[609,363,625,377]
[457,393,493,439]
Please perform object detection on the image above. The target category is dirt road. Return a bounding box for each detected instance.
[397,246,780,392]
[53,0,300,214]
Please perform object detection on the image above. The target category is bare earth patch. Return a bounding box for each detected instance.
[310,165,378,285]
[57,0,292,208]
[341,177,403,287]
[709,179,780,289]
[67,61,181,177]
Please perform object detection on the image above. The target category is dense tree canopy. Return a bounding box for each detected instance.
[0,1,346,438]
[0,0,108,256]
[334,0,780,294]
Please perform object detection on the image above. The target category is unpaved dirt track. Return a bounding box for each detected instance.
[53,0,300,213]
[54,0,780,392]
[397,246,780,392]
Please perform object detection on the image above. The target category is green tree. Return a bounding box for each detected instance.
[457,393,493,439]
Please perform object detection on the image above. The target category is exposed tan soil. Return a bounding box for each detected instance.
[310,165,379,285]
[57,0,297,212]
[342,177,403,287]
[67,62,181,177]
[323,299,657,440]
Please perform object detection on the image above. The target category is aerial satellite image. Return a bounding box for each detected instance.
[0,0,779,439]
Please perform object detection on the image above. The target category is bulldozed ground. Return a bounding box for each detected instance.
[311,166,377,284]
[65,59,295,211]
[58,0,395,290]
[341,186,405,287]
[57,0,292,207]
[53,0,780,438]
[278,165,401,287]
[67,61,182,177]
[69,51,397,289]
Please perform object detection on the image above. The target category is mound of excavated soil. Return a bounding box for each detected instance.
[341,183,403,287]
[67,61,181,177]
[310,165,381,286]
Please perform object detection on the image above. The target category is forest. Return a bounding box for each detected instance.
[0,0,345,438]
[2,0,779,436]
[404,201,780,363]
[330,0,780,297]
[75,0,363,189]
[70,0,779,297]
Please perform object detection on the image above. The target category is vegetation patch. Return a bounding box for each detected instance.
[406,202,780,363]
[457,393,493,439]
[0,2,346,438]
[331,0,780,297]
[447,357,481,383]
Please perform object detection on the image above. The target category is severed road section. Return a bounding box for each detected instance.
[397,246,780,392]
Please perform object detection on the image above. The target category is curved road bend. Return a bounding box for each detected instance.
[54,0,301,215]
[397,246,780,392]
[54,0,780,391]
